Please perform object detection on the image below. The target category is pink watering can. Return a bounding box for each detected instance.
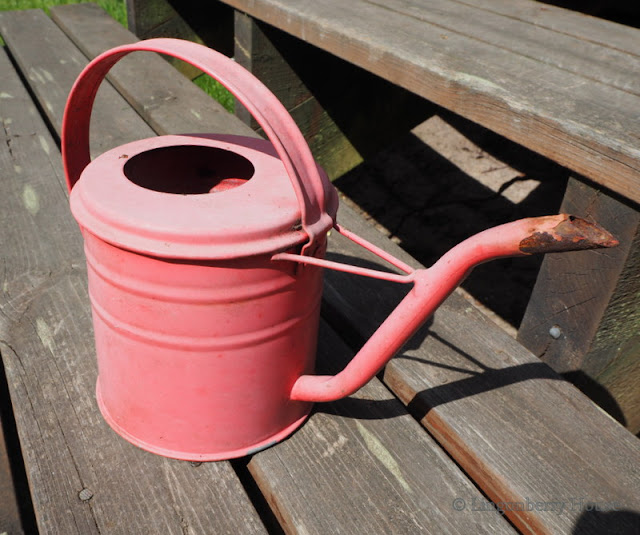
[62,39,617,461]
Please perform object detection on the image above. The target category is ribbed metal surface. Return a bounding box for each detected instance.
[86,234,325,460]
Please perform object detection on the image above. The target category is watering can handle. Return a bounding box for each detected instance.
[61,38,335,255]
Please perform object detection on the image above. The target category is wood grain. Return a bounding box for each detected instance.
[323,202,640,534]
[50,3,256,138]
[249,321,515,535]
[371,0,640,96]
[0,8,155,159]
[518,177,640,433]
[0,31,266,535]
[461,0,640,54]
[216,0,640,205]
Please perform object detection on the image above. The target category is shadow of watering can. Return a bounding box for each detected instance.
[62,39,618,461]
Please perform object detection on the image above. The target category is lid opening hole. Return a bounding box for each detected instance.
[124,145,255,195]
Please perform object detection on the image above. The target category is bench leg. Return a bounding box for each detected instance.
[126,0,234,79]
[233,11,433,179]
[518,177,640,433]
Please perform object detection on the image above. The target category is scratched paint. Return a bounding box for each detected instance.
[39,135,50,155]
[190,109,202,120]
[355,421,412,493]
[0,92,13,99]
[36,318,55,355]
[42,69,54,82]
[13,165,22,174]
[22,184,40,215]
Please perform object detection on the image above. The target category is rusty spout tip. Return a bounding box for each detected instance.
[519,214,619,254]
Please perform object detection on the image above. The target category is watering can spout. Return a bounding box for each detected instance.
[289,214,617,403]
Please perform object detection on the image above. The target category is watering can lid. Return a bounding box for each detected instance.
[70,134,338,260]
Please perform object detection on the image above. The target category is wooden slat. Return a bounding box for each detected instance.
[49,2,255,138]
[324,202,640,535]
[0,9,155,159]
[249,321,515,535]
[372,0,640,96]
[0,29,267,535]
[462,0,640,55]
[518,177,640,433]
[216,0,640,205]
[233,12,363,179]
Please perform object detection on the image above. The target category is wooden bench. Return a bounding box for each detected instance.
[1,4,639,534]
[126,0,640,435]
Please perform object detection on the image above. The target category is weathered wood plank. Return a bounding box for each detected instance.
[323,202,640,534]
[234,12,433,179]
[249,320,515,535]
[50,3,255,138]
[518,177,640,433]
[463,0,640,55]
[216,0,640,205]
[0,8,155,159]
[373,0,640,96]
[0,34,266,535]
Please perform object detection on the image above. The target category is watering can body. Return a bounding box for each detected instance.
[85,221,323,460]
[76,133,330,460]
[63,39,617,461]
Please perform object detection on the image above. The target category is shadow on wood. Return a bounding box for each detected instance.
[571,507,640,534]
[562,370,627,428]
[334,123,569,328]
[0,353,38,535]
[234,14,434,179]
